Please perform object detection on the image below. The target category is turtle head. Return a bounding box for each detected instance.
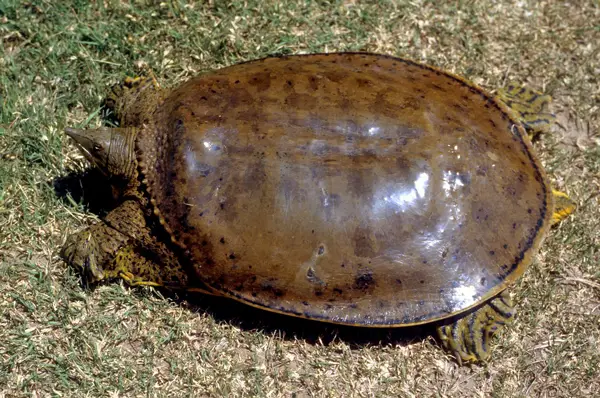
[65,127,138,181]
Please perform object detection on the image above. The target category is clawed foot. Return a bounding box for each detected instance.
[437,291,514,365]
[61,230,107,284]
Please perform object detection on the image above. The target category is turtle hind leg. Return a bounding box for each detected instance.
[496,83,556,139]
[496,86,576,223]
[552,189,576,225]
[436,290,514,365]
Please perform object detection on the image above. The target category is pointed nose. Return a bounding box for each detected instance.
[64,127,98,156]
[65,127,87,140]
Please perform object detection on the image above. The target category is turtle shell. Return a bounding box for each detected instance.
[136,53,553,326]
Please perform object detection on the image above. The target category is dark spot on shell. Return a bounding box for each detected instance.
[260,282,285,298]
[219,237,225,244]
[302,301,309,306]
[396,279,402,284]
[333,288,343,294]
[490,251,495,255]
[229,253,236,260]
[306,267,326,286]
[248,72,272,91]
[527,208,533,214]
[315,291,323,297]
[480,277,486,286]
[419,280,425,284]
[356,77,371,87]
[317,245,325,256]
[349,303,358,309]
[354,269,375,291]
[503,244,508,249]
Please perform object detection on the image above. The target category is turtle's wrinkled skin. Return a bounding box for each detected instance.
[62,53,575,364]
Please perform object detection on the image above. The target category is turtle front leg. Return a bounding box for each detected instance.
[436,290,515,364]
[61,200,189,288]
[61,215,129,284]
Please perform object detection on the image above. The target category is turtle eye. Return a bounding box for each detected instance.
[93,143,103,152]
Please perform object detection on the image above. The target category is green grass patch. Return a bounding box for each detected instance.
[1,1,598,396]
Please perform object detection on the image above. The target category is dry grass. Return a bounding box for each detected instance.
[0,1,598,397]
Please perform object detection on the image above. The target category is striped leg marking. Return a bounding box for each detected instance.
[437,290,514,365]
[496,83,556,139]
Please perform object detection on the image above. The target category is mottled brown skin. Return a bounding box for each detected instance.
[62,53,574,364]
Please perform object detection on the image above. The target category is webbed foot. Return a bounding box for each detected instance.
[437,290,514,365]
[497,83,556,139]
[61,228,111,283]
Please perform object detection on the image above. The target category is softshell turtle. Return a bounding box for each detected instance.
[62,53,575,364]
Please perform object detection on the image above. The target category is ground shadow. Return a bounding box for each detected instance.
[163,288,440,351]
[53,168,117,217]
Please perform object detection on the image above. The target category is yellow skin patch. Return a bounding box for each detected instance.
[63,68,575,365]
[552,189,576,225]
